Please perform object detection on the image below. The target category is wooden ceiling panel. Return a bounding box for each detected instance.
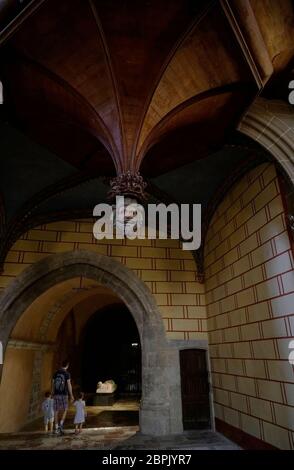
[141,87,254,176]
[92,0,208,164]
[9,0,123,163]
[0,0,292,181]
[2,55,115,173]
[138,90,233,163]
[137,3,253,157]
[250,0,294,72]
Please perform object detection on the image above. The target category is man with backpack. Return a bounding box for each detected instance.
[52,360,74,435]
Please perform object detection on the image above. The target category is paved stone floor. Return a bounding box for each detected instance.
[114,430,241,450]
[0,428,240,450]
[0,398,240,450]
[22,398,140,432]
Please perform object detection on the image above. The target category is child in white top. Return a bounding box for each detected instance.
[41,391,54,433]
[74,392,86,434]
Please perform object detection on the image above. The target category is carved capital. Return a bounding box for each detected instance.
[108,171,147,202]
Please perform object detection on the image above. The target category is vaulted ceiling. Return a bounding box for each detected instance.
[1,0,293,175]
[0,0,293,264]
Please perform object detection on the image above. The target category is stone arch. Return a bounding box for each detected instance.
[238,97,294,183]
[0,250,181,435]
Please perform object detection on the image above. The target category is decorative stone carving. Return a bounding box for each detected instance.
[108,171,147,202]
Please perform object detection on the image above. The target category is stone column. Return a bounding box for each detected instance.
[139,348,171,435]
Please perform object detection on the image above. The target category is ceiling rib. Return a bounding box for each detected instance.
[220,0,273,89]
[0,0,47,46]
[4,51,118,167]
[136,81,253,166]
[89,0,125,174]
[131,0,216,168]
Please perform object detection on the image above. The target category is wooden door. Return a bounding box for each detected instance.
[180,349,210,429]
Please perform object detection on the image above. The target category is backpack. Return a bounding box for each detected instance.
[54,371,66,394]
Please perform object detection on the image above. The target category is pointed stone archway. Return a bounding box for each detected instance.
[0,250,182,435]
[238,97,294,183]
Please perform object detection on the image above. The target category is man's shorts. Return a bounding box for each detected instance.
[53,395,68,412]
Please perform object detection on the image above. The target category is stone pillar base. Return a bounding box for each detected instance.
[139,404,171,436]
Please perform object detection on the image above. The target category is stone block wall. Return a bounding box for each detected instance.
[0,226,207,341]
[205,163,294,449]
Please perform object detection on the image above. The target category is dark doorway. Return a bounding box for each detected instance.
[180,349,210,430]
[80,304,141,396]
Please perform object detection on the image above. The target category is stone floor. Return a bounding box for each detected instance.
[0,426,138,450]
[0,398,240,450]
[22,398,140,432]
[0,428,240,450]
[114,430,241,450]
